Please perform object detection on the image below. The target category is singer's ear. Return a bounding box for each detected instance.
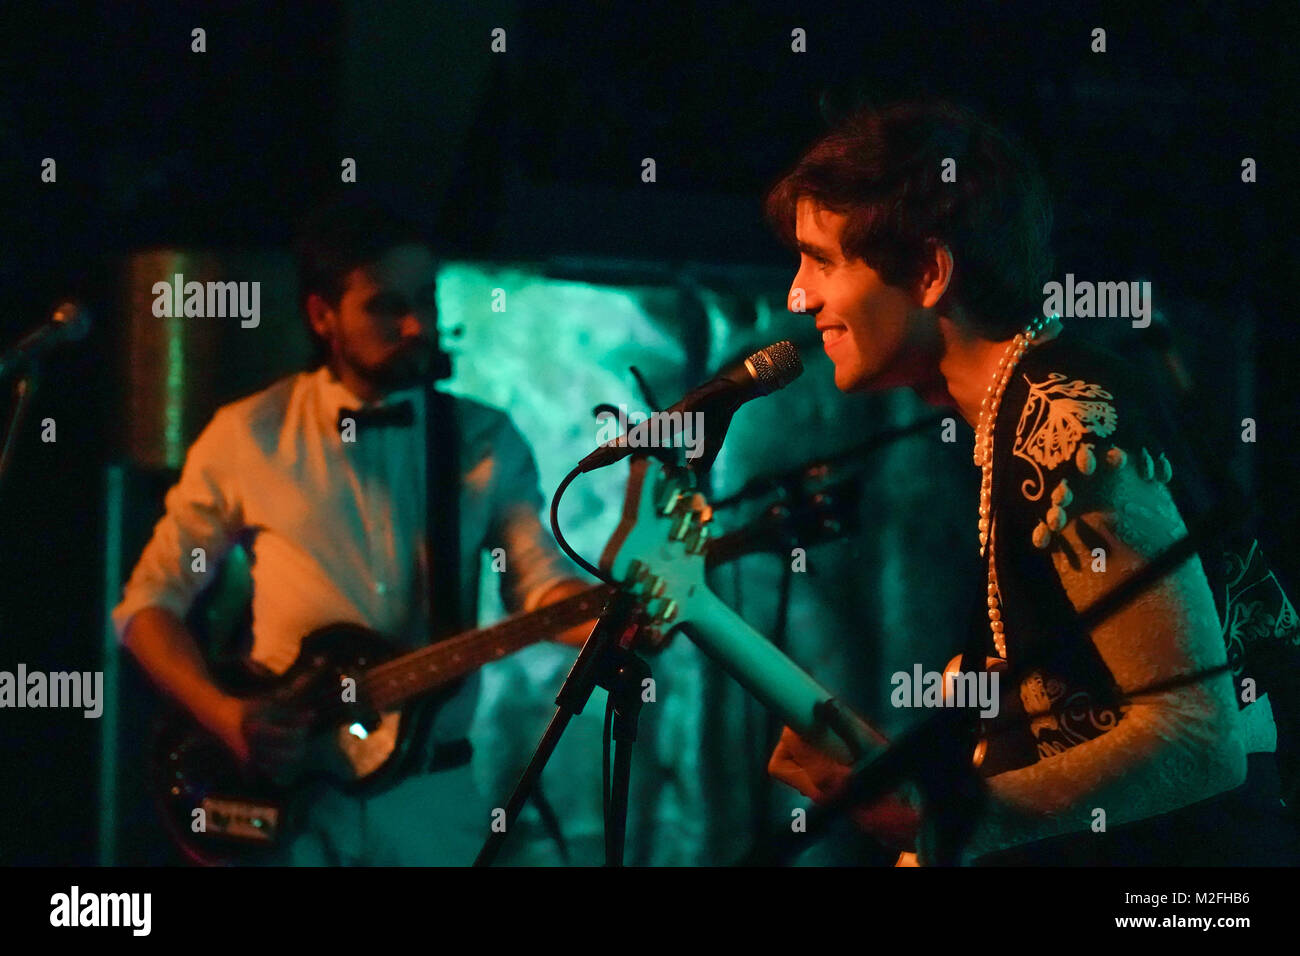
[305,292,338,341]
[916,241,955,309]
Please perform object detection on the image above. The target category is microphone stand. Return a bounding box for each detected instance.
[479,432,721,866]
[0,362,41,499]
[475,580,653,867]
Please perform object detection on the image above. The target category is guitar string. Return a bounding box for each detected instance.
[352,586,615,705]
[339,524,761,696]
[288,520,785,716]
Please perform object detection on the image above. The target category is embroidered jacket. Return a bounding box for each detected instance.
[974,330,1297,777]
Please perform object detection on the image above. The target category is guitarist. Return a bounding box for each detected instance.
[112,195,592,865]
[764,100,1298,865]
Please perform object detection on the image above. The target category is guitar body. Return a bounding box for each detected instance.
[150,623,458,866]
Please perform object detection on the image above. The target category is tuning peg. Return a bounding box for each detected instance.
[684,523,711,554]
[655,472,692,514]
[650,577,667,598]
[669,512,695,540]
[645,597,678,624]
[689,492,713,524]
[626,561,654,592]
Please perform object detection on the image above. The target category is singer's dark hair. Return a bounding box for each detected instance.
[765,99,1054,340]
[292,195,430,367]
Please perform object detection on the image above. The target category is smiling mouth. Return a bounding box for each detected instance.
[820,326,848,347]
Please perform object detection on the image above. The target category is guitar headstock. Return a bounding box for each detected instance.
[599,457,715,649]
[706,467,859,567]
[598,457,885,767]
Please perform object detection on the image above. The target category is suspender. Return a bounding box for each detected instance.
[423,381,462,641]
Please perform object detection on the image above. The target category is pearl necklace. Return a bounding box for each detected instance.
[973,313,1060,659]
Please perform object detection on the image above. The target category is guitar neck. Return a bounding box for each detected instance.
[355,486,845,714]
[679,587,889,765]
[356,512,785,712]
[360,584,618,710]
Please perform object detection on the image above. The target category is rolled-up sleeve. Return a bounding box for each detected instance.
[111,408,242,641]
[488,418,580,614]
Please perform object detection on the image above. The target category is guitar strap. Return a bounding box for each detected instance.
[422,380,480,776]
[423,380,462,641]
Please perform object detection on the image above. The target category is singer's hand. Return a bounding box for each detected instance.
[768,725,920,852]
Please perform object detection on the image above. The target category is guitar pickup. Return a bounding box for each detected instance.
[342,706,382,737]
[201,796,281,843]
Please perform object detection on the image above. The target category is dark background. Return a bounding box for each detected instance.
[0,0,1297,864]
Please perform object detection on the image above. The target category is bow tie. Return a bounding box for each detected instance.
[337,400,415,431]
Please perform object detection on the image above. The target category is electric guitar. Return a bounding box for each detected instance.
[599,458,993,866]
[150,464,853,864]
[600,457,889,763]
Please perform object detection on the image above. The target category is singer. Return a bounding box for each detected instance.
[112,195,594,865]
[763,100,1298,865]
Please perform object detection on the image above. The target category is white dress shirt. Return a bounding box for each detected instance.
[112,364,573,739]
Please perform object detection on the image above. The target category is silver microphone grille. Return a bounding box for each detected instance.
[746,340,803,393]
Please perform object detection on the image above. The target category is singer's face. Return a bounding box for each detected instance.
[311,243,438,397]
[789,199,939,394]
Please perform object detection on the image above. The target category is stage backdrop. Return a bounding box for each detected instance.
[435,260,977,865]
[108,254,978,866]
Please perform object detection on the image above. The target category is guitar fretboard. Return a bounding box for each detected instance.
[359,584,618,710]
[351,495,843,712]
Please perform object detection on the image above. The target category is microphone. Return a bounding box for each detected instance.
[0,301,92,381]
[579,340,803,474]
